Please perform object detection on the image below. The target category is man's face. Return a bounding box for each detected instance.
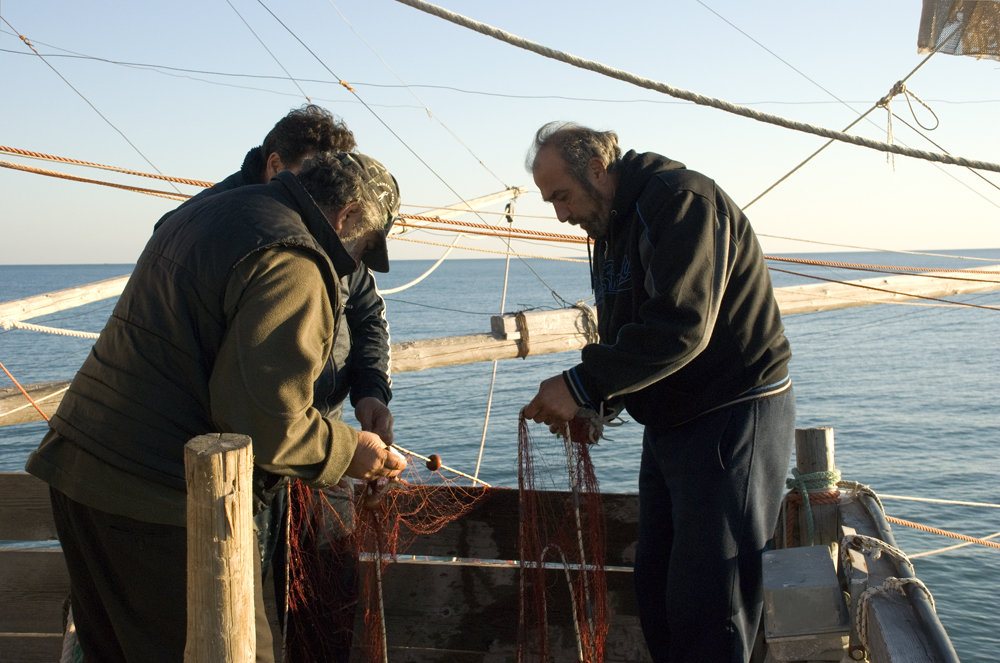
[533,147,613,239]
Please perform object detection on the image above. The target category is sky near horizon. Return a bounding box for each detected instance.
[1,0,998,265]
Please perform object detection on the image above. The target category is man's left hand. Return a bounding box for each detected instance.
[355,397,394,445]
[523,375,579,427]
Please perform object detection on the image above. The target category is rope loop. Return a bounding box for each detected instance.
[515,311,530,359]
[856,576,936,651]
[784,468,842,546]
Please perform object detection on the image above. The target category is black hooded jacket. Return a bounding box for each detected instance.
[563,151,791,428]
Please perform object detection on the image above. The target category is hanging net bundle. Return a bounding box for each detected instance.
[283,458,491,663]
[517,414,610,662]
[918,0,1000,61]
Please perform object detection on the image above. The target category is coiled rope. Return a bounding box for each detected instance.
[393,0,1000,173]
[856,577,936,653]
[784,468,842,547]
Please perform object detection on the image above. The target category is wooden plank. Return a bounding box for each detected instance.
[0,472,58,541]
[359,563,650,663]
[0,380,70,428]
[0,548,69,633]
[403,489,639,567]
[0,275,129,326]
[0,635,64,663]
[773,265,1000,315]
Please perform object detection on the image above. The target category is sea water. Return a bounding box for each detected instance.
[1,251,998,661]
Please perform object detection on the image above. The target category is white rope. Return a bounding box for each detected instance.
[1,319,100,339]
[389,442,491,486]
[0,385,69,420]
[878,494,1000,509]
[379,234,462,294]
[393,0,1000,174]
[857,577,936,651]
[910,530,1000,559]
[391,235,588,262]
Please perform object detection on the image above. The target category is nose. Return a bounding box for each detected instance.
[553,203,570,224]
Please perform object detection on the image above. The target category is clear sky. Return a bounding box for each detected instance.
[1,0,997,265]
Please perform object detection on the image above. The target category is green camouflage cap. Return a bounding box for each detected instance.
[338,152,399,273]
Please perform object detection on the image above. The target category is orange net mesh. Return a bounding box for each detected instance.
[517,414,610,662]
[284,457,491,662]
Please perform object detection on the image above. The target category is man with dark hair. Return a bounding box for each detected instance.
[26,151,406,663]
[523,121,794,663]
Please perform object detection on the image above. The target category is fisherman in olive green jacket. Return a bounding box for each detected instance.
[25,151,406,663]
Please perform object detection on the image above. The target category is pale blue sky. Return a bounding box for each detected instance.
[1,0,997,264]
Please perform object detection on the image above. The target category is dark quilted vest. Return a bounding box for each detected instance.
[49,173,347,491]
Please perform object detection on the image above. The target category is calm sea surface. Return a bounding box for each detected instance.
[1,251,998,661]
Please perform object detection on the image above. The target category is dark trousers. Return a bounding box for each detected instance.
[50,487,275,663]
[634,388,795,663]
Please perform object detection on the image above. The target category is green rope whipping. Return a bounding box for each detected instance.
[786,468,842,546]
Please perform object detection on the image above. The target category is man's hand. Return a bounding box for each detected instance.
[345,430,407,480]
[355,397,394,445]
[523,375,579,428]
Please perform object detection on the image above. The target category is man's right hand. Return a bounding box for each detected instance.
[344,430,407,480]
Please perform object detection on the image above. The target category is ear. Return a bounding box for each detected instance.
[328,200,362,234]
[588,156,608,185]
[264,152,285,181]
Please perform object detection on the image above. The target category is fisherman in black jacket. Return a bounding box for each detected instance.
[523,122,795,663]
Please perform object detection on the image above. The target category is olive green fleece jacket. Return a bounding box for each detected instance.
[27,247,358,526]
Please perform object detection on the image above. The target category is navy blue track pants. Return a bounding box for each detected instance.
[634,387,795,663]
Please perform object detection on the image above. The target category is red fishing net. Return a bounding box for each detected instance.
[284,455,490,663]
[517,414,610,662]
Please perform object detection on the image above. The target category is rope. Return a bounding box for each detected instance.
[514,312,531,359]
[878,494,1000,509]
[857,577,935,652]
[0,160,190,201]
[389,443,490,487]
[392,0,1000,174]
[784,468,842,546]
[910,530,1000,559]
[0,145,215,187]
[0,359,51,422]
[397,221,587,245]
[885,515,1000,550]
[765,255,1000,280]
[2,320,100,339]
[0,385,69,421]
[378,235,462,295]
[390,235,588,263]
[399,214,590,244]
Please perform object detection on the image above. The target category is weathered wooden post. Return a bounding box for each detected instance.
[795,427,840,552]
[184,433,255,663]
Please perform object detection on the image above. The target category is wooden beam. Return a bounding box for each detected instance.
[773,265,1000,315]
[3,269,997,428]
[0,275,129,326]
[0,472,58,541]
[0,380,70,427]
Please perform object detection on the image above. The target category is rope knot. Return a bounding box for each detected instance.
[877,80,906,108]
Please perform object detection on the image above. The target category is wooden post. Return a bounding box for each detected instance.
[794,428,840,554]
[184,433,255,663]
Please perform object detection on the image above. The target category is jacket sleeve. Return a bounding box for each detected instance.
[209,247,358,488]
[344,267,393,406]
[565,179,735,408]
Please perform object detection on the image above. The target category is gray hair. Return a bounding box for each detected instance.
[525,122,622,188]
[297,152,382,239]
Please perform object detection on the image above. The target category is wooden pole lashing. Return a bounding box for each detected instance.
[184,433,255,663]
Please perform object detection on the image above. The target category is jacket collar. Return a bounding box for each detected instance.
[610,150,687,222]
[271,171,359,277]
